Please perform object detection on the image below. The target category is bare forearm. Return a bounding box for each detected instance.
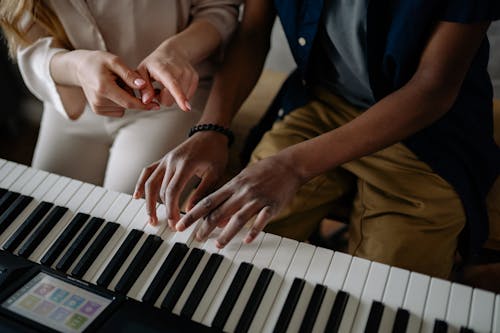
[281,83,454,182]
[199,31,271,126]
[199,2,276,126]
[279,21,490,183]
[49,50,84,86]
[161,20,222,66]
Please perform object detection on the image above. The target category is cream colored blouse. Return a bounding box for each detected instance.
[17,0,241,118]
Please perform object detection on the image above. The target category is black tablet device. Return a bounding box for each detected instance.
[0,269,118,333]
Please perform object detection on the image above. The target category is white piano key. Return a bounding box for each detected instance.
[247,237,298,333]
[337,256,371,333]
[66,221,108,276]
[0,161,18,184]
[260,242,316,333]
[116,199,144,226]
[31,174,59,200]
[84,225,129,283]
[28,180,84,262]
[377,267,410,332]
[493,295,500,333]
[0,171,58,244]
[82,194,135,282]
[78,186,107,215]
[133,219,200,303]
[91,190,120,217]
[42,176,71,203]
[171,236,221,316]
[53,180,82,206]
[192,229,246,323]
[104,193,132,221]
[90,199,145,284]
[223,233,282,333]
[285,246,334,333]
[468,288,495,333]
[402,272,430,333]
[350,262,390,333]
[108,232,150,291]
[311,251,353,333]
[34,183,95,263]
[62,189,121,277]
[9,167,37,192]
[1,173,63,248]
[0,164,27,189]
[66,183,95,212]
[0,158,6,168]
[420,278,451,333]
[445,283,472,333]
[20,170,49,195]
[202,231,266,326]
[127,230,177,301]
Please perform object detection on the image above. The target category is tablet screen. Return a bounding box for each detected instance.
[2,272,112,333]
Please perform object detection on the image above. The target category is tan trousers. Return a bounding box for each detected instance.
[251,88,466,279]
[32,82,210,194]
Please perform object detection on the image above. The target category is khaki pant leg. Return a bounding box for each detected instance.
[485,100,500,251]
[250,101,356,241]
[313,88,465,279]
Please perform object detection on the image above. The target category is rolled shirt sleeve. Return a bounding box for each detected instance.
[190,0,242,43]
[17,37,72,118]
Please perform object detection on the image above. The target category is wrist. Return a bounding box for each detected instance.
[159,39,191,63]
[188,124,234,147]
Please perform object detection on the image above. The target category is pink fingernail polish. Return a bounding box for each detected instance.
[134,78,146,87]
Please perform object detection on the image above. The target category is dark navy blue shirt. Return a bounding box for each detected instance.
[246,0,500,257]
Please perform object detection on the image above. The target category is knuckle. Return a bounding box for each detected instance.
[108,55,120,66]
[202,197,212,209]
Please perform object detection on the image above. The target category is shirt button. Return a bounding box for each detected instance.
[298,37,307,46]
[278,109,285,118]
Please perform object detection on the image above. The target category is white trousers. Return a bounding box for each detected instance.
[32,82,209,194]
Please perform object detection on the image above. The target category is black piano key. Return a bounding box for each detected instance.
[298,284,327,333]
[114,234,163,294]
[70,222,119,278]
[0,188,7,198]
[324,290,350,333]
[0,195,32,235]
[211,262,254,330]
[0,191,20,216]
[18,204,67,258]
[364,300,385,333]
[391,308,410,333]
[2,201,52,252]
[55,217,103,272]
[459,327,474,333]
[433,319,448,333]
[40,213,90,267]
[161,248,206,312]
[234,268,275,333]
[273,278,306,333]
[181,252,224,318]
[142,242,189,304]
[97,229,144,287]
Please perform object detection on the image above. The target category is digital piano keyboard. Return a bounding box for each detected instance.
[0,158,498,333]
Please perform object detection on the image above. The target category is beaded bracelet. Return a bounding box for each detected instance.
[188,123,235,147]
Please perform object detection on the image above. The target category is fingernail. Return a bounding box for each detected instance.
[185,101,192,112]
[176,222,185,232]
[134,78,146,87]
[133,191,139,199]
[142,93,150,104]
[149,217,157,226]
